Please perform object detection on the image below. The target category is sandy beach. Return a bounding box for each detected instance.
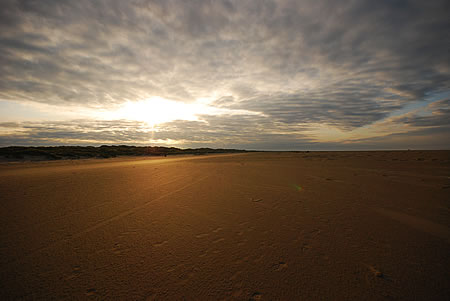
[0,151,449,300]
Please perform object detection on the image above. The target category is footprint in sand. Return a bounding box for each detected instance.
[273,261,288,271]
[65,265,82,280]
[310,228,322,236]
[153,240,168,247]
[112,246,130,255]
[72,265,81,273]
[146,293,157,300]
[301,243,311,251]
[364,263,384,278]
[253,254,265,263]
[246,227,255,232]
[229,271,242,281]
[85,288,97,296]
[213,238,225,244]
[176,271,195,286]
[212,227,223,233]
[250,292,263,300]
[234,256,250,265]
[196,233,209,238]
[232,289,243,297]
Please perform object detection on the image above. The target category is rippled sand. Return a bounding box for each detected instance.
[1,151,449,300]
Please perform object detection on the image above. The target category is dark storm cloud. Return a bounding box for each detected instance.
[0,0,449,135]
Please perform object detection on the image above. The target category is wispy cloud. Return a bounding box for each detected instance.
[1,97,448,149]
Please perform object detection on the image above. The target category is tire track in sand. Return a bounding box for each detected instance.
[4,175,211,266]
[374,207,450,244]
[0,173,188,241]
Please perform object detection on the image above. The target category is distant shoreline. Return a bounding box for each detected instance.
[0,145,250,162]
[0,146,448,163]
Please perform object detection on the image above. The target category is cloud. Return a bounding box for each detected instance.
[0,0,449,148]
[229,89,404,129]
[391,98,450,128]
[1,97,448,149]
[337,98,450,149]
[0,112,318,149]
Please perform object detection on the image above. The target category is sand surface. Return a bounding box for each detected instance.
[0,151,449,300]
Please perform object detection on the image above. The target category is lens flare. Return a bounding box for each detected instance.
[292,184,303,191]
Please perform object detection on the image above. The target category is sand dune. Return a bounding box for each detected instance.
[0,151,449,300]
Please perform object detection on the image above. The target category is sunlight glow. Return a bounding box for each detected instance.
[115,97,202,126]
[95,96,262,127]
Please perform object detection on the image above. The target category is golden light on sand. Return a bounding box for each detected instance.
[2,152,450,299]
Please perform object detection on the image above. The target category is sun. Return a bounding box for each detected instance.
[95,96,256,127]
[115,97,200,126]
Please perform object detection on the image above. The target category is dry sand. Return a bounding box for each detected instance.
[0,151,449,300]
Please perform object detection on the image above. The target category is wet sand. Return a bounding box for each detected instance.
[0,151,449,300]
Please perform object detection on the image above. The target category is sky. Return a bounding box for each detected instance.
[0,0,449,150]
